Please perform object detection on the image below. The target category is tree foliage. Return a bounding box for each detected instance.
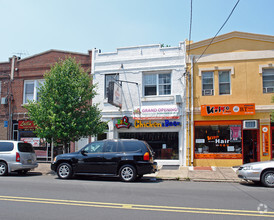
[24,57,107,147]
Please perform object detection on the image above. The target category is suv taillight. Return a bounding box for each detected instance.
[16,152,20,162]
[143,152,150,161]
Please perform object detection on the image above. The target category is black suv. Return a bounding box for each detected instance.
[51,139,157,182]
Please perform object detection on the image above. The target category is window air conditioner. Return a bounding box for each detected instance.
[243,120,258,129]
[263,87,274,93]
[202,89,214,96]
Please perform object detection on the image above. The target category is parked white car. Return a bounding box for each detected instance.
[237,160,274,187]
[0,141,38,175]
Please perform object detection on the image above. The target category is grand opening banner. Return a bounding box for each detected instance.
[133,105,180,120]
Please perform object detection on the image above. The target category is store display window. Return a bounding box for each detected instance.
[119,132,178,160]
[194,121,242,159]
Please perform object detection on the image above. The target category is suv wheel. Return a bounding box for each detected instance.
[57,163,73,179]
[119,165,136,182]
[261,170,274,187]
[0,162,8,176]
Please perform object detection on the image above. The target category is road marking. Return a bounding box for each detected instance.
[0,195,273,218]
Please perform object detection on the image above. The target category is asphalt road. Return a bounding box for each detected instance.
[0,172,273,220]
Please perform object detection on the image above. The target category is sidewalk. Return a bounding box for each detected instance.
[34,163,241,182]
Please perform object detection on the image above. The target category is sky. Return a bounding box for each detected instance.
[0,0,273,62]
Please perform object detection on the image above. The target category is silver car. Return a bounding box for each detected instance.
[237,160,274,187]
[0,140,38,175]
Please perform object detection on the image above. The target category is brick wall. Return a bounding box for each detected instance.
[0,49,92,140]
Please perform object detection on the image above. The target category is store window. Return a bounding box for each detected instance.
[219,70,231,95]
[23,80,45,104]
[143,73,171,96]
[262,69,274,93]
[202,71,214,96]
[195,121,242,159]
[119,132,178,160]
[105,74,119,98]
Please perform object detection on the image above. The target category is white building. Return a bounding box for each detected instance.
[92,43,187,166]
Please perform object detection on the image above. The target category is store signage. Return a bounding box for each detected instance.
[133,105,180,120]
[4,121,8,127]
[134,120,181,128]
[115,116,131,129]
[108,81,122,108]
[262,125,270,156]
[195,153,242,159]
[201,103,255,116]
[20,137,40,147]
[18,120,36,131]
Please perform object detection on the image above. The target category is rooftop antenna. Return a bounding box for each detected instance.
[13,51,29,59]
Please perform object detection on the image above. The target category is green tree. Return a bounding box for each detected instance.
[24,57,107,151]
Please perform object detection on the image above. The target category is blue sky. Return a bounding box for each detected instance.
[0,0,273,62]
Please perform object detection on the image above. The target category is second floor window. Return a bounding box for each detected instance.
[219,70,231,95]
[202,71,214,96]
[262,69,274,93]
[23,80,45,104]
[144,73,171,96]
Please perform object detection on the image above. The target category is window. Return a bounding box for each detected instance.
[202,71,214,96]
[195,122,242,159]
[0,142,14,152]
[83,142,104,153]
[23,80,45,104]
[104,141,118,153]
[105,74,119,98]
[219,71,230,95]
[144,73,171,96]
[262,69,274,93]
[122,141,142,152]
[18,143,35,153]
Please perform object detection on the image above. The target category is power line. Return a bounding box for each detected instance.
[193,0,241,64]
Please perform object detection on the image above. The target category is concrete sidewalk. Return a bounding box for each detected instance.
[33,163,241,183]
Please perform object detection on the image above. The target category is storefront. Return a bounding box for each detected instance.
[193,103,272,167]
[112,104,184,165]
[16,120,53,160]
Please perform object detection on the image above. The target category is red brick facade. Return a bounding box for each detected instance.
[0,50,92,141]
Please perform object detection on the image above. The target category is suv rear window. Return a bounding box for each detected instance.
[0,142,14,152]
[123,141,143,152]
[18,143,35,153]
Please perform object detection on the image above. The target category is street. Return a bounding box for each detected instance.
[0,173,273,220]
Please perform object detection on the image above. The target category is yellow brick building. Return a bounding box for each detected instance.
[186,31,274,167]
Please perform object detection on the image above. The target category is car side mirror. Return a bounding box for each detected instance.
[81,149,88,156]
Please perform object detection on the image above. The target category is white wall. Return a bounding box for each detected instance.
[92,43,187,165]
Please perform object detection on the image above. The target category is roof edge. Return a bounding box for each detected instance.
[186,31,274,51]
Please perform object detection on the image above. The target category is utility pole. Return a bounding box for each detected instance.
[8,56,16,140]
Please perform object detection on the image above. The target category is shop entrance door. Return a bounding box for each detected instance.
[243,130,259,164]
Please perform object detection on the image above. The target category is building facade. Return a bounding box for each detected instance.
[0,50,91,159]
[92,43,187,166]
[186,31,274,167]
